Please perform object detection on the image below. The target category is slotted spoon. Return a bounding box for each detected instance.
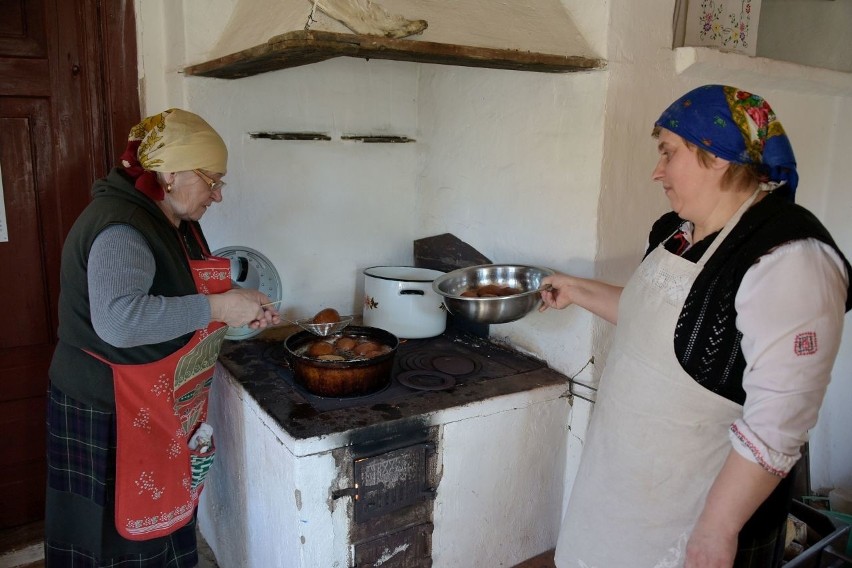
[261,301,353,337]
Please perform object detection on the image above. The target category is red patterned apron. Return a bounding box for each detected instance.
[89,230,231,541]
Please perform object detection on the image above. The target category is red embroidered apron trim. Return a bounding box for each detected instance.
[192,265,231,295]
[730,423,787,477]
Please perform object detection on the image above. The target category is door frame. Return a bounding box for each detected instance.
[0,0,139,528]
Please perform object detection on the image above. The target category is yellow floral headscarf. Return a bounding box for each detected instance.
[120,108,228,201]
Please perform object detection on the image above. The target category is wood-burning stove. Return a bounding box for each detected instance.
[197,325,571,567]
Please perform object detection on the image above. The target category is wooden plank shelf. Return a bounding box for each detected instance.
[183,30,605,78]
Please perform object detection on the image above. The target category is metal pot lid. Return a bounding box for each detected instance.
[213,246,282,340]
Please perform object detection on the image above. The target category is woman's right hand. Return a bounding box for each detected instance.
[539,273,579,311]
[208,288,277,328]
[538,273,623,325]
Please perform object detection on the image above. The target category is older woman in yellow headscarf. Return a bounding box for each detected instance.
[45,109,279,567]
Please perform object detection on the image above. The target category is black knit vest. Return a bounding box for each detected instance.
[645,192,852,405]
[50,168,210,409]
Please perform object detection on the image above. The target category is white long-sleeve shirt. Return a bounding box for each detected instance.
[730,237,848,475]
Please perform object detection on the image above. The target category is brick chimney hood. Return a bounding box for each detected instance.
[183,0,605,78]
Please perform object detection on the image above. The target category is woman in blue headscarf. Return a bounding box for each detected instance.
[541,85,852,568]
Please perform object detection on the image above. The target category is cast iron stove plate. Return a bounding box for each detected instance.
[397,370,456,391]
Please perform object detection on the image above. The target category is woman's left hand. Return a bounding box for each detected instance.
[684,523,737,568]
[248,304,282,329]
[209,288,281,328]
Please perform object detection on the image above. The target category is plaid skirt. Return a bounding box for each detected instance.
[45,383,199,568]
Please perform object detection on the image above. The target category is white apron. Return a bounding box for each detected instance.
[555,192,760,568]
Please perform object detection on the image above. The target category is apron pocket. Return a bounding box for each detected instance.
[190,443,215,490]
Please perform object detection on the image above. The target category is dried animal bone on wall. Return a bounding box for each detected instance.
[308,0,428,38]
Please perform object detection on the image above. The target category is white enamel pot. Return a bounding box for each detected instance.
[362,266,447,339]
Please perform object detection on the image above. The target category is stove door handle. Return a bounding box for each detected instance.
[331,487,358,499]
[331,482,386,500]
[419,488,437,501]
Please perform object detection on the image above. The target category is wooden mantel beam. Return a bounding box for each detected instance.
[183,30,606,78]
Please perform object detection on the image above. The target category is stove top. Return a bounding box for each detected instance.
[259,331,542,411]
[218,325,570,440]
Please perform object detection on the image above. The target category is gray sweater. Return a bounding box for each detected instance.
[88,224,212,347]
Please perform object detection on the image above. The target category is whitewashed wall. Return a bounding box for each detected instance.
[183,59,423,319]
[136,0,852,524]
[758,0,852,73]
[808,97,852,491]
[414,66,606,378]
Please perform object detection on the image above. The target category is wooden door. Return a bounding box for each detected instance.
[0,0,139,528]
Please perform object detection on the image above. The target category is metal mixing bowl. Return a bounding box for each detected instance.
[432,264,555,324]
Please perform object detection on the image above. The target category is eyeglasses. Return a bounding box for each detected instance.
[193,169,226,192]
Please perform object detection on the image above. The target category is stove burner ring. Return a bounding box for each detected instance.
[397,370,456,391]
[398,351,481,377]
[432,355,476,376]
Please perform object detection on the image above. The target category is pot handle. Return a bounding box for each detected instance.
[400,289,425,296]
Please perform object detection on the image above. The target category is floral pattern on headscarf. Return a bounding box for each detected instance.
[120,110,172,201]
[132,112,169,170]
[655,84,798,202]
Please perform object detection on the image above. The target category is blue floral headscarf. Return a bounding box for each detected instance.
[655,84,798,202]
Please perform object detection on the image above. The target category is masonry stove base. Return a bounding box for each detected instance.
[206,324,573,568]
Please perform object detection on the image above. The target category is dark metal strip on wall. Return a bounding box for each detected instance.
[248,132,415,143]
